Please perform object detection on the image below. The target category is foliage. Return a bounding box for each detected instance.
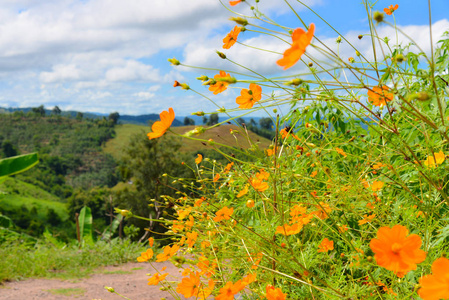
[127,2,449,300]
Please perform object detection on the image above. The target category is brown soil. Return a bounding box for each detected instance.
[0,262,186,300]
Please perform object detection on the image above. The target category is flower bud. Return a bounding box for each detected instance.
[348,57,355,63]
[394,53,405,63]
[192,111,205,116]
[167,58,180,66]
[216,76,237,84]
[105,286,115,293]
[284,78,303,86]
[336,36,342,43]
[356,51,361,56]
[358,34,363,40]
[216,51,226,59]
[196,75,209,81]
[373,11,384,23]
[173,81,190,90]
[217,107,226,112]
[229,17,248,26]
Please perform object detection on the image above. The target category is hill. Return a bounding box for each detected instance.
[103,124,272,160]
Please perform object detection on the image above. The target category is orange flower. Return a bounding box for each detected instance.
[318,238,334,253]
[336,147,347,157]
[339,225,349,233]
[156,244,180,262]
[310,170,318,178]
[197,279,215,300]
[250,178,269,192]
[280,127,301,140]
[148,273,168,285]
[223,26,241,49]
[223,162,234,173]
[418,257,449,300]
[229,0,242,6]
[256,169,270,180]
[423,151,445,168]
[148,237,154,247]
[370,224,426,277]
[371,180,384,192]
[368,86,393,107]
[384,4,398,15]
[137,248,153,262]
[216,281,245,300]
[237,185,249,198]
[186,231,198,248]
[195,154,203,164]
[236,83,262,109]
[277,23,315,70]
[358,214,376,225]
[265,285,287,300]
[213,173,220,182]
[176,272,201,298]
[209,71,230,95]
[147,108,175,140]
[372,162,385,169]
[213,206,234,222]
[275,223,303,236]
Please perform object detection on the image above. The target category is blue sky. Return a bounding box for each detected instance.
[0,0,447,117]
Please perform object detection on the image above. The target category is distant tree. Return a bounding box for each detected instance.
[202,116,208,124]
[183,117,195,126]
[259,117,274,130]
[108,112,120,125]
[76,112,83,120]
[208,113,219,126]
[52,106,61,115]
[236,118,245,125]
[32,105,46,117]
[250,118,257,127]
[1,140,19,157]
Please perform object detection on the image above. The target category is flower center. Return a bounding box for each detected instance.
[391,242,402,254]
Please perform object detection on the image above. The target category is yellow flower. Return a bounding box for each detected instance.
[423,151,445,168]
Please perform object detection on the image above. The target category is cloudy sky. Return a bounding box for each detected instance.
[0,0,448,117]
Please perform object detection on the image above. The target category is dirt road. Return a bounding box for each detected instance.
[0,261,186,300]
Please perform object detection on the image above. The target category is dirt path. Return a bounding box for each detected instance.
[0,262,186,300]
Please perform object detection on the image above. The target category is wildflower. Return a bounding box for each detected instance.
[137,248,154,262]
[216,281,245,300]
[176,272,201,298]
[265,285,287,300]
[197,279,215,300]
[358,214,376,225]
[229,0,243,6]
[371,181,384,192]
[156,244,180,262]
[372,162,385,169]
[213,174,220,182]
[147,108,175,140]
[250,178,269,192]
[423,151,445,168]
[177,207,192,220]
[236,83,262,109]
[214,206,234,222]
[186,231,198,248]
[339,225,348,233]
[368,86,393,107]
[195,154,203,164]
[209,71,230,95]
[370,224,426,277]
[276,223,303,236]
[418,257,449,300]
[318,238,334,253]
[277,23,315,70]
[223,162,234,173]
[267,148,275,156]
[148,237,154,247]
[336,147,347,157]
[256,169,270,180]
[280,127,300,140]
[147,273,168,285]
[237,185,249,198]
[246,199,255,208]
[241,273,257,285]
[173,81,189,90]
[310,170,318,178]
[223,26,241,49]
[384,4,398,15]
[194,197,205,207]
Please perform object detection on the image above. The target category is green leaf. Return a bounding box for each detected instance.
[102,214,123,241]
[0,153,39,179]
[0,214,13,228]
[78,206,94,246]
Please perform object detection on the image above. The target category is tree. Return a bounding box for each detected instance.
[108,112,120,125]
[236,118,245,125]
[208,113,219,126]
[183,117,195,126]
[76,112,83,120]
[259,117,274,130]
[1,140,19,157]
[117,134,193,240]
[52,106,61,115]
[202,116,208,124]
[32,105,46,117]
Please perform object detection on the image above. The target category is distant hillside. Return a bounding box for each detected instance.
[103,123,272,160]
[120,114,182,126]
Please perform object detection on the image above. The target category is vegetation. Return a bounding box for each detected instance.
[128,1,449,300]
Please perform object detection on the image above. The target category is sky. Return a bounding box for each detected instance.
[0,0,448,117]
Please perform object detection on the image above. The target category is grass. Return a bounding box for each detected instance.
[0,177,68,220]
[103,123,272,159]
[47,288,85,297]
[0,239,146,284]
